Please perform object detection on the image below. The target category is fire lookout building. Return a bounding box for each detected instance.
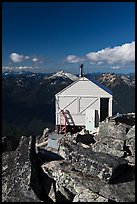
[55,65,112,134]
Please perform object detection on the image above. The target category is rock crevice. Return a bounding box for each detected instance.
[2,113,135,202]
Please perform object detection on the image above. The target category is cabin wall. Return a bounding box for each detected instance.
[56,95,100,126]
[109,97,113,117]
[55,77,112,130]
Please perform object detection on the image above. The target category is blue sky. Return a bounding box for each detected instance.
[2,2,135,74]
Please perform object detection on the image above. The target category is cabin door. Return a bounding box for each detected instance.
[100,98,109,122]
[85,109,95,132]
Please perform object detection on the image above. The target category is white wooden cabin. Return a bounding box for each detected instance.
[55,71,112,134]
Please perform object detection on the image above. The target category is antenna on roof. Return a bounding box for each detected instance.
[79,64,84,77]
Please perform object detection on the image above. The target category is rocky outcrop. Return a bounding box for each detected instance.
[37,128,50,145]
[91,121,135,165]
[2,133,69,202]
[2,114,135,202]
[58,134,128,183]
[99,180,135,202]
[41,116,135,202]
[92,121,131,157]
[42,157,135,202]
[42,160,107,202]
[2,136,41,202]
[115,113,135,126]
[125,125,135,165]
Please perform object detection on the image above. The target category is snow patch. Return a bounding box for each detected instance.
[49,71,78,81]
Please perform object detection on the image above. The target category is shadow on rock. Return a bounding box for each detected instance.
[29,135,54,202]
[109,163,135,184]
[37,147,64,165]
[76,134,96,145]
[29,135,65,202]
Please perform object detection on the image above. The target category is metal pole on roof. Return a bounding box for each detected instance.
[79,64,83,77]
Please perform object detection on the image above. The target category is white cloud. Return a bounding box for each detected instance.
[97,61,103,65]
[25,56,30,59]
[65,55,84,63]
[111,66,120,70]
[32,58,38,62]
[65,42,135,70]
[10,53,25,63]
[15,66,33,70]
[10,53,42,64]
[2,66,39,71]
[86,42,135,66]
[32,57,44,64]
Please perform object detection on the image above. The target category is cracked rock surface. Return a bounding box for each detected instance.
[2,136,41,202]
[41,116,135,202]
[2,113,135,202]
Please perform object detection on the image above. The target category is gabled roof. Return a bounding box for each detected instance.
[87,76,113,95]
[55,76,112,96]
[55,77,80,96]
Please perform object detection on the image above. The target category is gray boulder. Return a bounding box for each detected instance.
[99,180,135,202]
[125,125,135,164]
[2,136,41,202]
[73,189,108,202]
[42,158,135,202]
[92,121,132,158]
[42,160,108,202]
[58,134,128,183]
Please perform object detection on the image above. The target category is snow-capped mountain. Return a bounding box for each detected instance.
[120,75,135,87]
[95,73,135,87]
[2,70,51,79]
[2,70,135,87]
[48,70,78,81]
[2,70,135,88]
[99,73,116,86]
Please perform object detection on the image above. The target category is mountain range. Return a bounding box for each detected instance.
[2,70,135,148]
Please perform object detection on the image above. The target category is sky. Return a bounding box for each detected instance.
[2,2,135,74]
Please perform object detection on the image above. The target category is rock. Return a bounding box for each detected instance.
[43,128,50,135]
[78,128,89,135]
[42,160,106,201]
[58,134,128,183]
[42,159,135,202]
[73,189,108,202]
[42,160,76,202]
[96,122,131,140]
[115,113,135,126]
[36,128,50,146]
[3,115,134,202]
[29,135,56,202]
[40,116,135,202]
[125,156,135,165]
[92,141,124,157]
[2,136,41,202]
[91,122,132,158]
[36,148,64,163]
[41,128,50,140]
[99,180,135,202]
[125,125,135,164]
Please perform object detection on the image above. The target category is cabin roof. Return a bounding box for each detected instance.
[55,76,112,96]
[87,76,112,95]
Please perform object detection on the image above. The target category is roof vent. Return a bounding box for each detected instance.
[79,64,84,77]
